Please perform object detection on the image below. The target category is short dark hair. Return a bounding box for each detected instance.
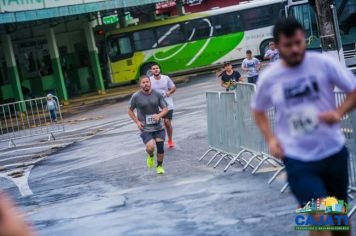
[151,63,160,69]
[273,17,304,43]
[223,61,231,67]
[139,74,150,82]
[246,50,252,54]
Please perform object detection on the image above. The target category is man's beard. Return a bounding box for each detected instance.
[280,50,305,67]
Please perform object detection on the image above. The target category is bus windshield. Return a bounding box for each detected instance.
[288,0,356,50]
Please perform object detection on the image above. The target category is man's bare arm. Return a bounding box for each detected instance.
[253,110,283,159]
[167,86,176,96]
[319,90,356,125]
[337,90,356,117]
[159,107,169,118]
[253,111,274,142]
[128,108,144,130]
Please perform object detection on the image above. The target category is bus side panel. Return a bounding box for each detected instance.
[145,31,244,73]
[110,52,145,83]
[243,26,274,57]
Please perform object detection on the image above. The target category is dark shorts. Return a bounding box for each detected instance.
[247,75,258,84]
[162,110,173,120]
[283,146,349,206]
[140,129,166,144]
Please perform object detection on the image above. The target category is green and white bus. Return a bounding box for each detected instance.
[286,0,356,67]
[106,0,286,84]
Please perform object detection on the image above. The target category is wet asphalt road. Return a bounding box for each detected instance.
[0,72,355,236]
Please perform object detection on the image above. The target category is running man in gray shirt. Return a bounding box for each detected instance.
[128,75,168,174]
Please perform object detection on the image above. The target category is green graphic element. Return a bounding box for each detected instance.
[146,32,244,74]
[296,198,349,215]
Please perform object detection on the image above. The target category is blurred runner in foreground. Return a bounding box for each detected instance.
[0,192,36,236]
[252,17,356,236]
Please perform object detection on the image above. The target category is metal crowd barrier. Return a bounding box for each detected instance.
[200,83,356,196]
[0,96,64,148]
[334,92,356,195]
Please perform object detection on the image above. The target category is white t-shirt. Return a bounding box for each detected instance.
[264,49,280,62]
[242,57,260,77]
[251,52,356,162]
[150,75,175,110]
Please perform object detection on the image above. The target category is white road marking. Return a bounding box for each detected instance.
[0,166,34,197]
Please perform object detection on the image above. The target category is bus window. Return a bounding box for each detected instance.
[155,24,185,47]
[212,12,242,36]
[183,18,213,41]
[241,5,275,30]
[337,0,356,50]
[133,29,157,51]
[108,36,133,60]
[289,4,318,39]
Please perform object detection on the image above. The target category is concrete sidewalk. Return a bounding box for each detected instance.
[60,76,190,117]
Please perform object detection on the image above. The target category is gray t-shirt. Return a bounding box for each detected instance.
[129,90,168,132]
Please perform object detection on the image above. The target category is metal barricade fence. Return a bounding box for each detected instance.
[0,96,64,148]
[335,92,356,192]
[201,92,242,167]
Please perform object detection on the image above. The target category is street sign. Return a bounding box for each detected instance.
[103,15,119,25]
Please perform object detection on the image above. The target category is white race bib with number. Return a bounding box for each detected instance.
[146,115,159,125]
[287,105,318,137]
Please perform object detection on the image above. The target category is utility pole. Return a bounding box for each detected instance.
[176,0,184,16]
[311,0,344,64]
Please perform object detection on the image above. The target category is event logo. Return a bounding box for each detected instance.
[295,197,350,231]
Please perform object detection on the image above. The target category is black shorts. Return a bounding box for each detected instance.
[247,75,258,84]
[140,129,166,144]
[283,146,349,206]
[162,110,173,120]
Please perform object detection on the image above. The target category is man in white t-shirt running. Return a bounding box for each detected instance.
[252,18,356,236]
[150,64,177,148]
[241,50,261,84]
[264,41,280,62]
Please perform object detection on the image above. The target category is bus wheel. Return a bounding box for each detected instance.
[260,39,273,59]
[140,62,155,77]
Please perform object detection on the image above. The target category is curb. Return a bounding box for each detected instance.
[61,76,190,117]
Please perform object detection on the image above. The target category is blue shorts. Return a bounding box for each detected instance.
[140,129,166,144]
[283,146,349,206]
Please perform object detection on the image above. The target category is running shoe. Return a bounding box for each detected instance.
[156,166,165,174]
[168,140,175,148]
[147,155,155,168]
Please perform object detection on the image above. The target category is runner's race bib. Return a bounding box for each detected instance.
[287,105,318,137]
[146,114,159,125]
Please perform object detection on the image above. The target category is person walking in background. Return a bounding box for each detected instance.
[252,18,356,236]
[264,41,280,62]
[46,94,58,122]
[218,62,244,91]
[241,50,261,84]
[150,64,177,148]
[128,75,169,174]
